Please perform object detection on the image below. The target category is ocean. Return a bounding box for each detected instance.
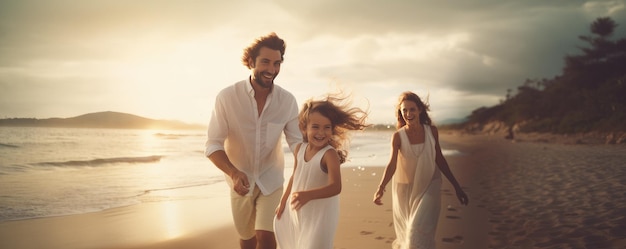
[0,127,458,222]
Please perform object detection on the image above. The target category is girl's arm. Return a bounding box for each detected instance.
[289,148,342,211]
[373,131,401,205]
[276,143,301,218]
[432,126,469,206]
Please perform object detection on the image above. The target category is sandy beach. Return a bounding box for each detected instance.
[1,132,625,249]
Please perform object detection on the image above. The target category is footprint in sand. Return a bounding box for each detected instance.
[360,231,374,235]
[442,235,464,244]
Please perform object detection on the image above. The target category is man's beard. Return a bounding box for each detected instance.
[253,71,275,89]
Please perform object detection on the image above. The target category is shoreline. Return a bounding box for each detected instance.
[443,128,626,145]
[0,197,236,249]
[2,133,625,248]
[0,164,486,249]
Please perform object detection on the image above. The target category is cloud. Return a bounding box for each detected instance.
[1,0,626,124]
[283,0,626,99]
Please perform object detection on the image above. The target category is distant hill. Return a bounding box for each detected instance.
[0,111,206,130]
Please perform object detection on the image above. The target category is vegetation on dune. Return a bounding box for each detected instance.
[461,17,626,134]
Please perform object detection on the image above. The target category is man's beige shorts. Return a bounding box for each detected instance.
[230,186,283,240]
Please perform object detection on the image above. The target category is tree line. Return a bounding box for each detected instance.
[462,17,626,134]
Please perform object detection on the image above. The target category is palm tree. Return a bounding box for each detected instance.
[571,17,619,67]
[590,17,617,38]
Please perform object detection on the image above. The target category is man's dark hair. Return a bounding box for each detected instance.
[242,32,286,69]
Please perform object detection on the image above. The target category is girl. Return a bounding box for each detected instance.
[373,91,468,249]
[274,94,368,249]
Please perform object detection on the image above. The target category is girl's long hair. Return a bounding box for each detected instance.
[299,93,369,164]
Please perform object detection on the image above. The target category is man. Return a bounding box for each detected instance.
[205,32,301,249]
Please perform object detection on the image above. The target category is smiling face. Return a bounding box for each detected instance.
[400,100,421,126]
[304,111,333,149]
[249,46,282,89]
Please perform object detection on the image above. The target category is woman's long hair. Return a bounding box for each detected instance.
[395,91,432,129]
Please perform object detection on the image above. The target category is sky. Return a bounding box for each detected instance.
[1,0,625,126]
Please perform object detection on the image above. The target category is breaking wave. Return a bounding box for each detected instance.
[34,155,163,167]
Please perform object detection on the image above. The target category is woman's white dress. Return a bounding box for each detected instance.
[392,125,442,249]
[274,143,339,249]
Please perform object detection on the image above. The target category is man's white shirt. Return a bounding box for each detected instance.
[205,79,301,195]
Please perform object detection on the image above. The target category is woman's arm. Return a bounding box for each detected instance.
[432,126,469,205]
[373,132,401,205]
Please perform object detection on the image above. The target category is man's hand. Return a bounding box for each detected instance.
[230,170,250,196]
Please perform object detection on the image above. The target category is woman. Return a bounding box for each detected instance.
[373,91,468,249]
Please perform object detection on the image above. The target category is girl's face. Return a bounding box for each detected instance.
[400,100,421,125]
[305,111,333,149]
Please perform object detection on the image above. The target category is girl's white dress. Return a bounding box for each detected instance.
[274,143,339,249]
[392,125,442,249]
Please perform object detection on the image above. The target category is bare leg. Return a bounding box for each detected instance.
[256,230,276,249]
[240,236,256,249]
